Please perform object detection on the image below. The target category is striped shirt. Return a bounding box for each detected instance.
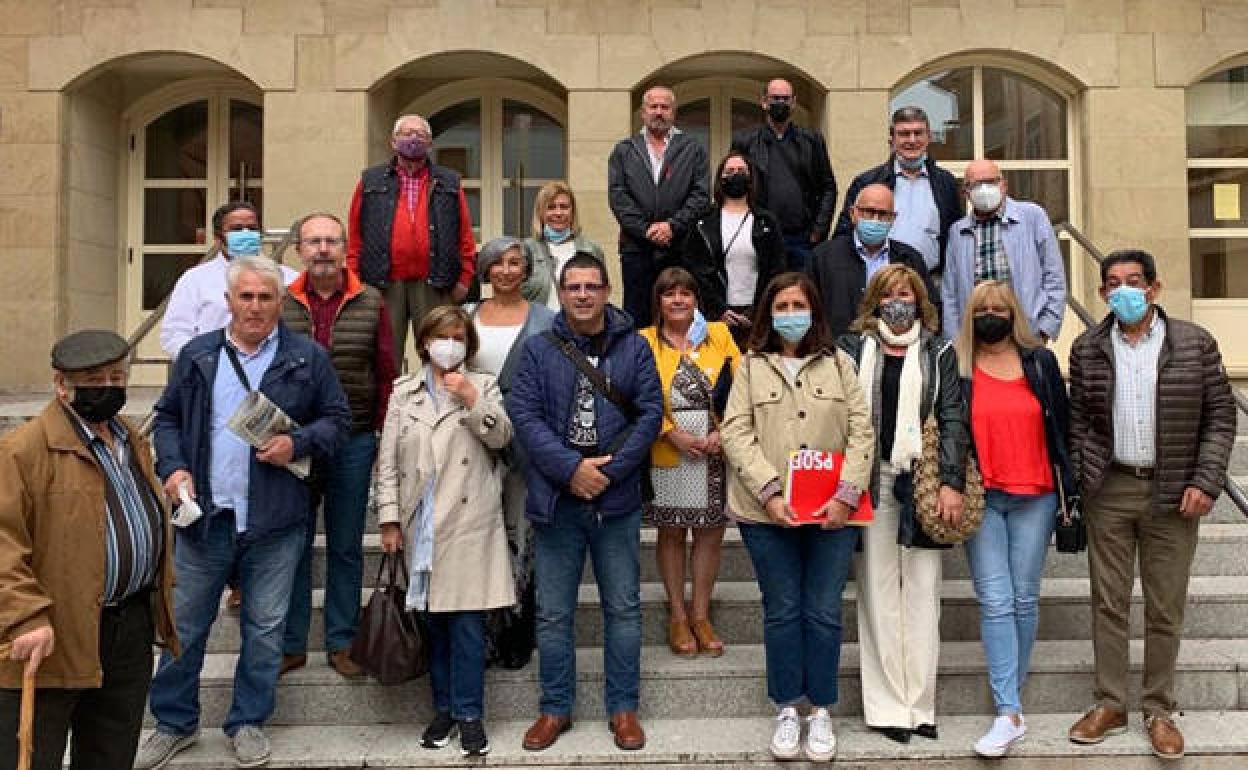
[972,213,1011,285]
[67,409,163,604]
[1111,311,1165,467]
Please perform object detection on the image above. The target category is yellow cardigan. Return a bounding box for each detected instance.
[639,322,742,468]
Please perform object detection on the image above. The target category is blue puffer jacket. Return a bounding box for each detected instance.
[506,306,663,525]
[153,323,351,542]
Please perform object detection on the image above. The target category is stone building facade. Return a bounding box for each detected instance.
[4,0,1248,385]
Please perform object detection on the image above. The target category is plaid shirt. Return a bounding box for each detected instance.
[972,213,1011,284]
[395,162,427,219]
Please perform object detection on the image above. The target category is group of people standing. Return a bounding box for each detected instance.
[0,78,1234,770]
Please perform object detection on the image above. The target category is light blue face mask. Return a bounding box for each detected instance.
[1107,285,1150,325]
[225,229,262,257]
[897,152,927,171]
[687,308,708,347]
[856,218,891,247]
[543,224,572,244]
[772,312,812,344]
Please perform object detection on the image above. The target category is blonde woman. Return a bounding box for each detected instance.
[954,281,1072,758]
[520,181,605,309]
[836,264,967,744]
[376,305,515,757]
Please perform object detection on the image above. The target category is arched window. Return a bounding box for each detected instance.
[1187,64,1248,299]
[666,78,809,168]
[405,79,566,242]
[891,64,1076,272]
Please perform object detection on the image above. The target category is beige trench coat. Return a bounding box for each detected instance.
[376,367,516,612]
[720,350,875,525]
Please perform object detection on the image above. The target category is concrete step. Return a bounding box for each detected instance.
[164,639,1247,728]
[208,575,1248,653]
[314,523,1248,593]
[137,711,1248,769]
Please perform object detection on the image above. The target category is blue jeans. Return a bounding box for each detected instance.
[149,511,306,737]
[534,497,641,716]
[964,489,1057,715]
[428,610,486,721]
[738,520,858,707]
[783,233,814,272]
[284,431,377,655]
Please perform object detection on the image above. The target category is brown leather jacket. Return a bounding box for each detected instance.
[1069,308,1235,514]
[0,402,178,689]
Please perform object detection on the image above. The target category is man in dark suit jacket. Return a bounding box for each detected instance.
[833,106,962,276]
[811,183,938,338]
[607,86,710,327]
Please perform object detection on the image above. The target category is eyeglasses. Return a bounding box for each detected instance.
[394,130,431,140]
[855,206,896,222]
[300,237,345,249]
[562,282,606,295]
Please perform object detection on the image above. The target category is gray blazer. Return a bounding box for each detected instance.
[520,235,605,307]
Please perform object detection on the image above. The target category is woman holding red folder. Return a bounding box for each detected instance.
[720,272,874,763]
[837,264,969,744]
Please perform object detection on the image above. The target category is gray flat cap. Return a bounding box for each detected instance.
[476,236,527,284]
[51,330,129,372]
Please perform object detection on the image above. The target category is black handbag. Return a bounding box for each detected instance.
[1053,467,1087,554]
[349,553,429,684]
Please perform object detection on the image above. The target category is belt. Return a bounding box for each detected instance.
[103,587,152,614]
[1111,461,1154,480]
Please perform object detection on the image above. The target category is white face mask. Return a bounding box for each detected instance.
[969,182,1003,212]
[427,338,466,370]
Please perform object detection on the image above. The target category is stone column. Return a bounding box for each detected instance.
[566,89,632,299]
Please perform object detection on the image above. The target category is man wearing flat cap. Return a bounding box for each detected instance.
[0,330,178,770]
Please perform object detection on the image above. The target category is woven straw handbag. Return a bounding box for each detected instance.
[912,414,985,544]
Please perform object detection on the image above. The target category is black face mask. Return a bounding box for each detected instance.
[973,314,1012,345]
[767,101,792,124]
[70,386,127,423]
[721,173,750,199]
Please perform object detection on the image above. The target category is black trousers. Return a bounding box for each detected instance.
[0,594,154,770]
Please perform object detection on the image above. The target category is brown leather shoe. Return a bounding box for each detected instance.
[226,586,243,611]
[668,620,697,657]
[1146,714,1185,760]
[522,714,572,751]
[279,653,307,677]
[608,711,645,751]
[328,649,365,679]
[1068,706,1127,744]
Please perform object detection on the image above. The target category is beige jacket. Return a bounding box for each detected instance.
[376,366,516,612]
[720,350,874,525]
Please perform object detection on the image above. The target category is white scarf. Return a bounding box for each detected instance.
[858,322,924,471]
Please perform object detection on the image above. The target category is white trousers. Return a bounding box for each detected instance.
[856,465,943,728]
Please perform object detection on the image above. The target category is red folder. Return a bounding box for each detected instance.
[785,449,874,526]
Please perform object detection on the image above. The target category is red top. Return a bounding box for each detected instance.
[970,367,1053,495]
[346,162,477,289]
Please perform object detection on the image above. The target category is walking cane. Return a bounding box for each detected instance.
[0,641,35,770]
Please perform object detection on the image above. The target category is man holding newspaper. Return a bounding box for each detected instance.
[136,255,350,770]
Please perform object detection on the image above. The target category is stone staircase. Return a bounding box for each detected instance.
[2,390,1247,767]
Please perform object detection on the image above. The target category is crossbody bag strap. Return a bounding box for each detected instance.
[222,343,253,392]
[542,331,638,419]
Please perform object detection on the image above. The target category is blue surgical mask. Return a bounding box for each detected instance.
[687,309,708,347]
[772,312,812,344]
[856,218,891,247]
[1107,285,1150,325]
[898,153,926,171]
[225,229,262,257]
[543,224,572,244]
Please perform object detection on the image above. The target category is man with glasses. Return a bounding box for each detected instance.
[810,183,937,337]
[0,330,177,770]
[278,213,397,680]
[506,252,662,753]
[136,255,349,769]
[941,159,1066,341]
[731,78,838,271]
[834,106,963,278]
[347,114,477,368]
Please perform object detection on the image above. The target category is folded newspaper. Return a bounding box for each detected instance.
[226,390,312,479]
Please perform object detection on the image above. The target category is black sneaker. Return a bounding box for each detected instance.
[421,712,456,749]
[459,719,491,757]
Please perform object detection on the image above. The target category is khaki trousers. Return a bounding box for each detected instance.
[856,466,943,728]
[383,279,450,371]
[1086,467,1200,717]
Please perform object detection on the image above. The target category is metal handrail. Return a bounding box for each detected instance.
[1055,220,1248,519]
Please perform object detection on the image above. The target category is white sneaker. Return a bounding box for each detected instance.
[804,707,837,762]
[974,714,1026,757]
[770,706,802,760]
